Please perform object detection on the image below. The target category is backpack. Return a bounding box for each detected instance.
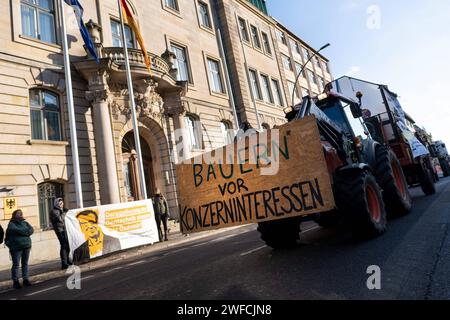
[0,225,4,245]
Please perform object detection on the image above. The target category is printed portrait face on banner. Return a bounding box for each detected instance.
[76,209,104,257]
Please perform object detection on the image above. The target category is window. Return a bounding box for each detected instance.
[295,62,304,77]
[198,1,212,29]
[276,30,287,46]
[260,74,274,104]
[261,32,272,55]
[301,87,309,98]
[21,0,56,44]
[271,79,283,107]
[288,81,299,102]
[250,25,261,49]
[165,0,179,11]
[207,58,225,93]
[315,57,322,69]
[324,62,331,74]
[248,69,262,100]
[308,70,318,85]
[30,89,62,141]
[290,39,301,55]
[38,182,64,230]
[171,44,191,82]
[302,47,310,62]
[111,20,135,48]
[282,54,293,71]
[185,115,202,150]
[220,121,233,145]
[238,18,250,42]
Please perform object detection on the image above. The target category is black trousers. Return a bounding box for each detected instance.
[55,231,71,268]
[155,214,169,241]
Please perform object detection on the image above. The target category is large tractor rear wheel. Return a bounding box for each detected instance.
[257,217,302,249]
[420,167,436,195]
[440,159,450,177]
[335,170,387,239]
[374,146,412,218]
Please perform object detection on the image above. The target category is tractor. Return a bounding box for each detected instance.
[326,76,436,196]
[430,141,450,177]
[257,90,412,249]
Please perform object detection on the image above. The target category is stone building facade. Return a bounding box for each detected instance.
[0,0,332,268]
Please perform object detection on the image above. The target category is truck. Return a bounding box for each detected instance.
[256,90,412,248]
[430,141,450,177]
[324,76,436,196]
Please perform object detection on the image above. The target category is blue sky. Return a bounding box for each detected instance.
[268,0,450,144]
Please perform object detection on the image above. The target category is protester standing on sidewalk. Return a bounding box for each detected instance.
[153,189,170,242]
[4,209,34,289]
[50,198,71,270]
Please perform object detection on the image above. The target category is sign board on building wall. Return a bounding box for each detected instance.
[65,200,159,262]
[3,197,18,221]
[176,116,335,234]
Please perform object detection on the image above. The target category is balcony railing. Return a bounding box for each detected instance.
[102,47,172,76]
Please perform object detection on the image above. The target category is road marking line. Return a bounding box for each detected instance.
[190,242,209,248]
[210,234,238,243]
[101,266,123,274]
[303,226,321,234]
[25,285,61,297]
[82,275,95,281]
[240,245,267,256]
[127,260,147,267]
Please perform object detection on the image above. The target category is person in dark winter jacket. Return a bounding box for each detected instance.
[50,198,71,270]
[153,189,170,242]
[0,224,4,244]
[4,209,34,289]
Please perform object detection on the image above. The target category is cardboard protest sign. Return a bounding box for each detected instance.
[65,200,159,261]
[176,116,335,234]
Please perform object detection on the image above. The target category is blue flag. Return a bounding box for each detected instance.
[64,0,99,62]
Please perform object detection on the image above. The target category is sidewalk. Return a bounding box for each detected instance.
[0,221,249,292]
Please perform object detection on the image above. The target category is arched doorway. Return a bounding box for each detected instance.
[121,131,156,201]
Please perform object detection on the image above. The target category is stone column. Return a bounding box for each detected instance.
[164,92,190,163]
[86,88,121,205]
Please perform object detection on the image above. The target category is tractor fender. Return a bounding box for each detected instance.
[361,139,382,169]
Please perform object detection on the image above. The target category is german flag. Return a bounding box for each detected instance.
[120,0,152,73]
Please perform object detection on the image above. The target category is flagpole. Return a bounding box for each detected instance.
[60,0,84,208]
[117,0,147,200]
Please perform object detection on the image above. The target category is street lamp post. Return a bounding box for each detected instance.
[291,43,331,108]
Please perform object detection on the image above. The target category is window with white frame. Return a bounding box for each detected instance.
[295,62,304,78]
[248,69,262,100]
[271,79,283,107]
[111,19,135,48]
[220,121,233,145]
[276,30,287,46]
[30,88,62,141]
[165,0,179,11]
[171,43,191,82]
[198,1,212,29]
[250,25,261,49]
[20,0,56,44]
[308,70,318,85]
[302,47,310,61]
[185,115,202,150]
[288,81,299,102]
[207,58,225,93]
[282,54,293,71]
[260,74,274,104]
[261,32,272,55]
[290,39,301,55]
[238,18,250,42]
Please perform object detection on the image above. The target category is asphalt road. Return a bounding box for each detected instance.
[2,177,450,300]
